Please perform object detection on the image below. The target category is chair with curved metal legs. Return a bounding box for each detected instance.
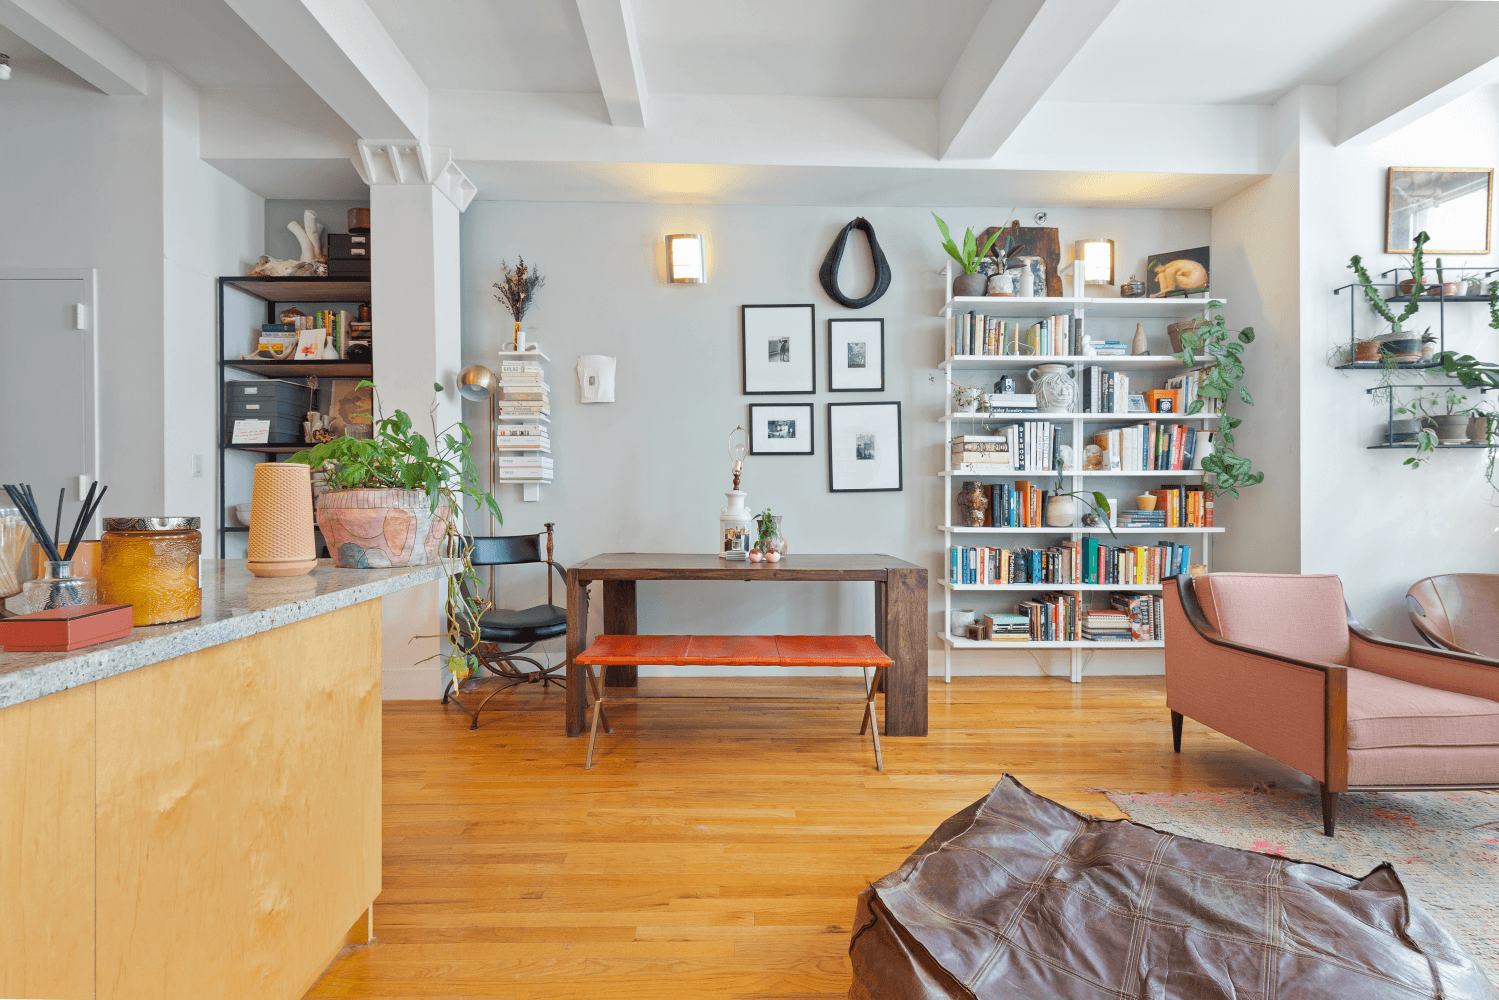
[442,522,569,729]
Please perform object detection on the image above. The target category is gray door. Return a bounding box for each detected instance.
[0,277,94,527]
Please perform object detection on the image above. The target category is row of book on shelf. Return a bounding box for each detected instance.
[973,592,1163,643]
[498,359,552,482]
[950,540,1193,586]
[948,315,1133,358]
[960,481,1214,529]
[951,424,1212,475]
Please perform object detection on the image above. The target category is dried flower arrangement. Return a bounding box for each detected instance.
[492,257,545,350]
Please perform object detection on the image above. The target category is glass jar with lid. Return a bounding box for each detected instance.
[99,517,202,626]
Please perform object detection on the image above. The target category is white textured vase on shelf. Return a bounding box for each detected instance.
[719,490,752,560]
[1045,496,1077,528]
[1027,364,1077,413]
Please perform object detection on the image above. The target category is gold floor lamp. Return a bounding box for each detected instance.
[457,363,498,598]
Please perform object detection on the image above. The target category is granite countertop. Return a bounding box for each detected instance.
[0,559,449,709]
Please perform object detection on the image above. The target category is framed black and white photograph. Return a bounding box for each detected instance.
[742,304,815,394]
[827,318,884,392]
[749,403,814,455]
[828,401,902,492]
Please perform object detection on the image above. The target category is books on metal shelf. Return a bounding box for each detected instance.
[948,313,1080,358]
[1089,425,1210,472]
[949,541,1083,586]
[1078,540,1191,585]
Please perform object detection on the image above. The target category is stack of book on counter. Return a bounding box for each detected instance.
[495,424,550,453]
[985,392,1037,414]
[983,613,1030,642]
[499,455,553,483]
[498,360,550,421]
[950,435,1008,473]
[1082,608,1133,641]
[1116,507,1166,528]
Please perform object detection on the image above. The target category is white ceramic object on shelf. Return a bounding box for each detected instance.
[1045,496,1077,528]
[1026,364,1077,414]
[233,503,253,527]
[951,609,976,635]
[719,490,752,560]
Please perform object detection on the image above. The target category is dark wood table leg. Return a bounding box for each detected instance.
[565,570,589,737]
[602,579,638,688]
[881,567,929,737]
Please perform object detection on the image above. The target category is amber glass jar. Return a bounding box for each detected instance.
[99,517,202,626]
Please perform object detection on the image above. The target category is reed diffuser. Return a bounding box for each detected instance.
[2,481,107,613]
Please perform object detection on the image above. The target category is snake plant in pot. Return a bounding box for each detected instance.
[934,214,1005,297]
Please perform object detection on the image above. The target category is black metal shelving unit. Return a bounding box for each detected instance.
[1366,384,1492,450]
[217,276,372,557]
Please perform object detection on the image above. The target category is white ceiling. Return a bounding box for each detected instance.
[68,0,296,88]
[1046,0,1453,105]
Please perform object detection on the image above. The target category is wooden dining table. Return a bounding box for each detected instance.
[564,553,929,737]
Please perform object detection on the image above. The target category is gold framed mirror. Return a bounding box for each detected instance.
[1386,166,1493,254]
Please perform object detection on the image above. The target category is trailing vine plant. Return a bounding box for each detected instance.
[1170,300,1263,498]
[1426,351,1499,500]
[1347,230,1429,333]
[1488,279,1499,330]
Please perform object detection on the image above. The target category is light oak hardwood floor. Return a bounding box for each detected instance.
[304,676,1307,999]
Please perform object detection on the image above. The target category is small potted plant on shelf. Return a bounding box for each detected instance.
[933,214,1005,297]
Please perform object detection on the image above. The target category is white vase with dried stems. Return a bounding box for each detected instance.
[492,257,546,352]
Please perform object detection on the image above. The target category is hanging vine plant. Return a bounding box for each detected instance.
[1347,230,1429,334]
[1170,300,1262,498]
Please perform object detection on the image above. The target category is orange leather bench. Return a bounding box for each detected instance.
[573,634,892,770]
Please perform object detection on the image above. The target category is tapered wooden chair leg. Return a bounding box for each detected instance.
[584,660,612,735]
[1171,711,1183,753]
[860,666,883,736]
[585,669,604,769]
[1320,786,1339,837]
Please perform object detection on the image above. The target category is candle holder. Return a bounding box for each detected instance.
[19,559,97,613]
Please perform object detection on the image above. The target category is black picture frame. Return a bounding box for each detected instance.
[827,317,885,392]
[742,304,815,395]
[748,403,815,455]
[827,401,902,492]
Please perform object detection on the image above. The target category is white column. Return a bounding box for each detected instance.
[354,140,477,698]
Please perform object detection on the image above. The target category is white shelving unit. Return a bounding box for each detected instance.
[938,263,1222,684]
[496,349,551,502]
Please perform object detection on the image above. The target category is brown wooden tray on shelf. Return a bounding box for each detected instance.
[222,360,372,378]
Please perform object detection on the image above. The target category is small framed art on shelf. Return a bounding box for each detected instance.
[749,403,814,455]
[828,318,884,391]
[742,304,815,394]
[828,401,902,492]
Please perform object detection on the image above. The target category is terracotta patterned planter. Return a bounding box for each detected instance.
[316,489,451,568]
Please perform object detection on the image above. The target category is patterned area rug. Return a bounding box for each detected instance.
[1107,784,1499,979]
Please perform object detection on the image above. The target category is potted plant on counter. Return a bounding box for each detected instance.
[934,214,1005,297]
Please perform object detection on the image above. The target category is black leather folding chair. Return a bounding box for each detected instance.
[442,522,568,729]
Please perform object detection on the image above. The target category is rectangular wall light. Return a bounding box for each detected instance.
[666,233,706,283]
[1076,238,1115,285]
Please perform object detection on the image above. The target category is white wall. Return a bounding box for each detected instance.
[0,56,262,528]
[1298,86,1499,640]
[459,201,1209,677]
[264,198,368,262]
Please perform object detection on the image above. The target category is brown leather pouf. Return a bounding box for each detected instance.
[848,775,1494,999]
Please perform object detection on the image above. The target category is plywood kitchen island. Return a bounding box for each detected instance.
[0,559,446,1000]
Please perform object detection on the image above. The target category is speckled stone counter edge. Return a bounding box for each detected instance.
[0,560,450,709]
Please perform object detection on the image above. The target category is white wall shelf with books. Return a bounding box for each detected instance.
[496,349,552,502]
[937,262,1222,684]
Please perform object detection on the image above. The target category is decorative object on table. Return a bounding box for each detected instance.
[950,608,976,635]
[16,559,96,614]
[1010,256,1043,298]
[98,517,202,626]
[1144,388,1179,413]
[248,255,325,278]
[1130,321,1148,355]
[828,401,902,492]
[956,480,989,527]
[1080,509,1100,527]
[720,425,752,558]
[1057,443,1075,470]
[827,318,884,391]
[749,403,814,455]
[988,222,1062,296]
[0,604,133,650]
[318,331,341,360]
[1080,332,1096,356]
[1026,364,1076,414]
[287,209,324,264]
[1387,166,1493,254]
[742,303,815,394]
[819,217,890,308]
[233,502,253,527]
[849,775,1494,1000]
[1135,493,1158,511]
[0,505,32,602]
[664,233,707,283]
[934,214,1005,297]
[1145,246,1209,297]
[1126,392,1147,412]
[246,462,317,578]
[303,410,336,443]
[964,622,992,641]
[492,257,545,352]
[754,508,786,559]
[575,355,616,402]
[316,490,450,568]
[347,206,370,233]
[2,481,105,613]
[294,325,324,360]
[1083,443,1104,470]
[1044,494,1076,528]
[985,271,1016,296]
[1169,299,1263,498]
[1120,273,1146,297]
[1074,238,1114,287]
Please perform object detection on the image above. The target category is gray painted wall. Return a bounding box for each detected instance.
[459,201,1209,677]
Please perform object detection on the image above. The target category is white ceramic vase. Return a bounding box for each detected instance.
[1027,364,1077,414]
[1045,496,1077,528]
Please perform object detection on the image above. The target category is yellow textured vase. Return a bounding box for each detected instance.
[247,463,317,578]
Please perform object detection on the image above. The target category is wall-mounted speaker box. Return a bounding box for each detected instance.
[327,233,370,259]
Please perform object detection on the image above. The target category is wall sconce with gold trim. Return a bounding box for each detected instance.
[666,233,707,283]
[1076,238,1115,286]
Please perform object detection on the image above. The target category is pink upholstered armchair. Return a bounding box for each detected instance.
[1165,573,1499,836]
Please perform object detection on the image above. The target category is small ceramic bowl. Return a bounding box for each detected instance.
[233,503,253,526]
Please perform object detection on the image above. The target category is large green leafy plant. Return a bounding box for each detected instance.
[291,382,502,680]
[1170,301,1263,498]
[933,214,1006,275]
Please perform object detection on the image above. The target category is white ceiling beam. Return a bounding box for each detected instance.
[1336,3,1499,147]
[0,0,146,95]
[222,0,428,140]
[938,0,1121,161]
[573,0,648,127]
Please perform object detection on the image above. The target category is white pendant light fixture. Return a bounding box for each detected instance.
[1076,238,1115,286]
[665,233,707,283]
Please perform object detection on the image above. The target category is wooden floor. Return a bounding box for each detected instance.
[304,675,1308,999]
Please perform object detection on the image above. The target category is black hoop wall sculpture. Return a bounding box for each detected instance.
[819,217,891,309]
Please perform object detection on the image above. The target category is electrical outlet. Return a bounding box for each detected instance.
[191,454,204,478]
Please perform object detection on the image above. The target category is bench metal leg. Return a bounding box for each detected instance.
[585,665,605,769]
[861,665,884,771]
[584,661,612,735]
